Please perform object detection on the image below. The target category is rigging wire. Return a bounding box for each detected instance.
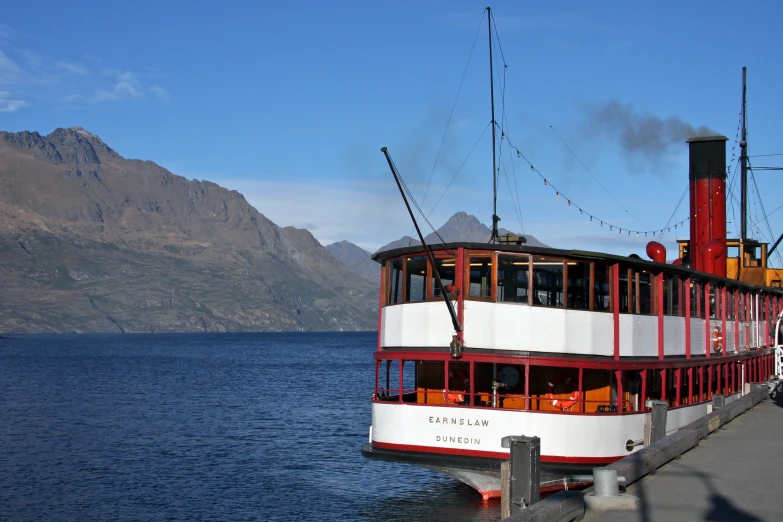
[420,10,486,210]
[503,69,648,230]
[501,126,689,238]
[427,122,493,218]
[655,184,690,243]
[748,154,783,267]
[489,10,525,235]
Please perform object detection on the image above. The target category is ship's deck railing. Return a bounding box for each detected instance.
[374,387,688,414]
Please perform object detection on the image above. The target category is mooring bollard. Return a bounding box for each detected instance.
[500,435,540,515]
[593,468,619,497]
[644,399,667,446]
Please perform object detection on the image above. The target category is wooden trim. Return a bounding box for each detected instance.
[528,255,534,306]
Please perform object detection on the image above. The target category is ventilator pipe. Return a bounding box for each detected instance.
[646,241,667,264]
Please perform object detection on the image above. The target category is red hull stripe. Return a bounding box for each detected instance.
[372,441,622,464]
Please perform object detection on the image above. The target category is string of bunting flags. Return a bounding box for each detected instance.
[499,129,689,238]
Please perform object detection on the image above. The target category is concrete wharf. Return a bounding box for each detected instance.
[583,394,783,522]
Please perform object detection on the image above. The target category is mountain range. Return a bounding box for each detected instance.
[0,127,549,333]
[0,127,377,333]
[326,212,548,281]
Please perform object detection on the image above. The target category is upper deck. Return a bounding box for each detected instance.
[374,241,783,359]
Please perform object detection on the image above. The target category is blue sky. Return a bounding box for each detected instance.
[2,1,783,258]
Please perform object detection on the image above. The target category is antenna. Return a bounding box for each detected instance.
[487,6,500,242]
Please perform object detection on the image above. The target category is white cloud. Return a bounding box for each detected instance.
[0,50,21,82]
[149,85,170,101]
[94,70,143,102]
[0,90,26,111]
[0,25,168,107]
[221,178,417,252]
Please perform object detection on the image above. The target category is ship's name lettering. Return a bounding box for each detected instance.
[436,435,480,445]
[428,416,489,427]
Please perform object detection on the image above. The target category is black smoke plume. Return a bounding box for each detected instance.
[584,100,717,157]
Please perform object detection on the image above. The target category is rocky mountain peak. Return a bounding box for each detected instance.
[0,126,116,167]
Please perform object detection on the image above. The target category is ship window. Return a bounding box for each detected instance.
[634,271,652,315]
[497,255,529,303]
[387,258,403,305]
[619,266,631,313]
[666,275,684,316]
[594,263,611,311]
[709,286,717,319]
[567,261,590,310]
[744,245,762,267]
[404,256,427,302]
[430,257,456,299]
[468,256,493,299]
[532,257,563,307]
[690,282,701,318]
[727,246,740,258]
[413,360,446,405]
[726,289,735,320]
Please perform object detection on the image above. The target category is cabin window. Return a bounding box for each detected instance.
[635,271,652,314]
[413,360,445,405]
[646,367,662,404]
[618,266,631,313]
[404,256,427,302]
[430,257,456,299]
[744,245,762,267]
[594,263,611,311]
[726,289,735,320]
[387,258,403,305]
[667,275,683,316]
[567,261,591,310]
[532,257,564,307]
[690,282,701,318]
[447,361,471,405]
[709,286,717,319]
[474,362,525,408]
[497,255,529,304]
[467,256,493,299]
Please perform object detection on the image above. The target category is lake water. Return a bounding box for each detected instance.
[0,332,500,521]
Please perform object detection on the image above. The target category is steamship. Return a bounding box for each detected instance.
[360,9,782,500]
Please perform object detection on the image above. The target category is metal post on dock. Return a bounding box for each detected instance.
[644,400,668,446]
[500,435,540,516]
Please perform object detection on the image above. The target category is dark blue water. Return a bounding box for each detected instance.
[0,332,498,521]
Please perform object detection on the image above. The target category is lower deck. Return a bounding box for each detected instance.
[375,350,775,414]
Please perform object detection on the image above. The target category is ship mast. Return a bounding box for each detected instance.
[740,66,748,241]
[488,6,499,242]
